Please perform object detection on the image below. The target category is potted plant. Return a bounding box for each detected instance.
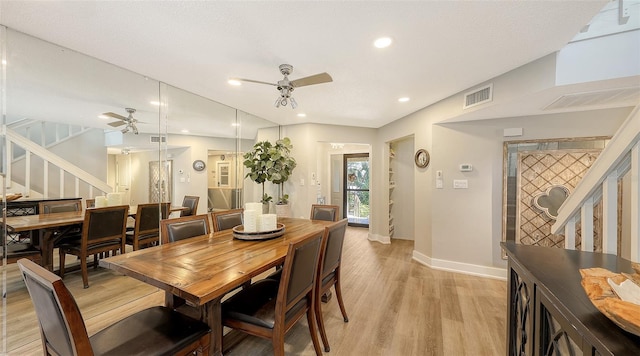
[243,140,276,210]
[270,138,297,217]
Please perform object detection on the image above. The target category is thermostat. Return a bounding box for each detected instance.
[459,164,473,172]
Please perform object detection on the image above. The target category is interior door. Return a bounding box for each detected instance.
[115,154,131,204]
[343,153,370,227]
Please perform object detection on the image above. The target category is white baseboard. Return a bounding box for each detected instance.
[368,233,391,244]
[412,250,507,281]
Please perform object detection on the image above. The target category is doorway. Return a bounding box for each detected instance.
[343,153,369,227]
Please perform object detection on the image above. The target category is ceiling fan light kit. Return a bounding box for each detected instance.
[103,107,140,134]
[235,64,332,109]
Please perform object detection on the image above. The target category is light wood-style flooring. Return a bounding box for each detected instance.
[3,227,506,355]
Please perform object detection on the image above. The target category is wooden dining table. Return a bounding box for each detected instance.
[99,217,334,356]
[3,205,189,271]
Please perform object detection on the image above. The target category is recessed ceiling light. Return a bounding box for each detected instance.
[150,101,161,106]
[228,79,242,86]
[231,123,240,127]
[297,113,307,118]
[1,60,6,65]
[98,115,109,119]
[398,97,410,102]
[374,37,393,49]
[181,129,189,133]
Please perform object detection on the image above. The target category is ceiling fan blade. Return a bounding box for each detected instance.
[291,72,333,88]
[108,121,126,127]
[236,78,278,86]
[102,112,127,120]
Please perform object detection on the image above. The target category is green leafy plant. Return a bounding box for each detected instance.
[243,140,276,204]
[270,137,297,204]
[242,137,296,204]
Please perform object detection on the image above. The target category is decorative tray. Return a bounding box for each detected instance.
[580,263,640,336]
[232,223,285,241]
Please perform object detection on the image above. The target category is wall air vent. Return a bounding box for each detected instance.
[463,83,493,109]
[150,136,166,143]
[544,87,640,111]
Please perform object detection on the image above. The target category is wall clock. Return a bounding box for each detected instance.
[192,160,206,171]
[415,149,430,168]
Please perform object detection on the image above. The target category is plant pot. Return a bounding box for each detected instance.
[275,203,291,218]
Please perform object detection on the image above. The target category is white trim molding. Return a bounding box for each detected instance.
[412,250,507,281]
[368,233,391,244]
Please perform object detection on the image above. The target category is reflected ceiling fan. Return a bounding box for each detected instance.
[102,108,139,134]
[233,64,332,108]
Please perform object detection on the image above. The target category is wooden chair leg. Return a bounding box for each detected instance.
[59,249,66,278]
[315,292,330,352]
[272,334,285,356]
[307,307,323,356]
[335,278,349,322]
[80,255,89,289]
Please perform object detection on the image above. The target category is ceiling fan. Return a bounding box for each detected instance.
[233,64,332,109]
[102,108,139,134]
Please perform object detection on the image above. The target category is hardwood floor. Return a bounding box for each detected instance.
[3,227,506,355]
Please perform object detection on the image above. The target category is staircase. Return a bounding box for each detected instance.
[551,105,640,262]
[2,120,112,199]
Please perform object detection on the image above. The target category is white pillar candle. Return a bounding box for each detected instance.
[256,214,264,232]
[95,196,107,208]
[245,202,262,213]
[259,214,277,231]
[243,209,258,232]
[107,192,122,206]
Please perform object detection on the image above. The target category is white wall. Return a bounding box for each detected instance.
[275,124,377,219]
[428,107,630,277]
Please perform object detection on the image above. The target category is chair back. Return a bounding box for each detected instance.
[129,203,167,250]
[180,195,200,216]
[17,259,93,356]
[310,204,340,221]
[82,205,128,251]
[160,214,210,244]
[39,199,82,215]
[278,230,324,310]
[211,208,243,232]
[85,199,95,209]
[319,219,348,279]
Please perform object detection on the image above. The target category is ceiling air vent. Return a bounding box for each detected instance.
[463,83,493,109]
[150,136,166,143]
[544,87,640,111]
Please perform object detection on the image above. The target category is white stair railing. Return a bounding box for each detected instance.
[3,126,112,197]
[551,105,640,262]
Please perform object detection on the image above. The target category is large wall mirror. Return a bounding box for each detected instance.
[502,137,611,254]
[0,26,277,353]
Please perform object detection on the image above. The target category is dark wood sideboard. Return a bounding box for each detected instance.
[501,242,640,355]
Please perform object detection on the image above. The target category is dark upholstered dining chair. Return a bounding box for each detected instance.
[315,218,349,351]
[58,205,128,288]
[180,195,200,217]
[160,214,211,244]
[221,230,325,356]
[211,208,243,232]
[17,258,211,356]
[310,204,340,221]
[126,202,169,250]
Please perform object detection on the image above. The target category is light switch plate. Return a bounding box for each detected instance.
[453,179,468,189]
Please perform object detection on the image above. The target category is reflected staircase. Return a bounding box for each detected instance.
[551,105,640,262]
[2,120,112,199]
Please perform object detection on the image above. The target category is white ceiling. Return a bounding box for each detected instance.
[0,1,624,129]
